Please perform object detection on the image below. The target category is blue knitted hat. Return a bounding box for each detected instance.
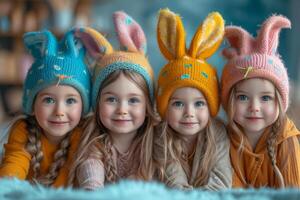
[23,29,91,115]
[74,11,154,110]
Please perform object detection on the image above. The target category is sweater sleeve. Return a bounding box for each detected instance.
[0,120,31,179]
[165,161,193,190]
[203,126,232,191]
[76,158,105,190]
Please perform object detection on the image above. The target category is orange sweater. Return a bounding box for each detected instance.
[0,119,82,187]
[229,118,300,188]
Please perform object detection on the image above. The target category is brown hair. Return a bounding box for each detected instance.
[68,70,159,185]
[154,115,225,187]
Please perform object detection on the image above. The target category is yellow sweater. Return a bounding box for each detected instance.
[230,118,300,188]
[0,119,82,187]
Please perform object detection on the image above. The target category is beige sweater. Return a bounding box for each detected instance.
[165,119,232,191]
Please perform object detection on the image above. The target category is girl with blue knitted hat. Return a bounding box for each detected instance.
[68,11,159,189]
[0,29,91,187]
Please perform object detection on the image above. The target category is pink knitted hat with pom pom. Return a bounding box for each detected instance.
[221,15,291,112]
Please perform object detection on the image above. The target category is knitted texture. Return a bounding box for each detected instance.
[23,30,91,115]
[221,15,291,112]
[74,11,154,110]
[0,178,300,200]
[156,9,224,119]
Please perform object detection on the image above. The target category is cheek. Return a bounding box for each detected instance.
[99,104,113,120]
[69,105,83,121]
[166,107,181,126]
[263,103,279,120]
[233,103,246,119]
[132,105,146,122]
[197,108,209,123]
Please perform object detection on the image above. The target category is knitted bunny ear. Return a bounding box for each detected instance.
[23,30,57,58]
[74,27,113,60]
[157,8,186,60]
[188,12,224,59]
[60,29,85,58]
[256,15,291,55]
[222,26,255,59]
[114,11,147,54]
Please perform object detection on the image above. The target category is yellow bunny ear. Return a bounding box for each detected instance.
[157,8,186,60]
[188,12,224,59]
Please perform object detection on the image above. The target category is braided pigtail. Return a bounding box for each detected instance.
[25,116,44,180]
[103,136,118,183]
[266,90,286,188]
[36,131,72,186]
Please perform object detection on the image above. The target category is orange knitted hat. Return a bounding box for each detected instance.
[156,9,224,119]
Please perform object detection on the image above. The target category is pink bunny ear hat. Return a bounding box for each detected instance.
[221,15,291,112]
[74,11,154,109]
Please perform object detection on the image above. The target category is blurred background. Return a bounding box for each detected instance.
[0,0,299,128]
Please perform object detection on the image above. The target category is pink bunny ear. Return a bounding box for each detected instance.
[256,15,291,55]
[223,26,255,59]
[74,27,113,59]
[113,11,147,54]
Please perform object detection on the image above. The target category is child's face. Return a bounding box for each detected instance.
[233,78,279,136]
[167,87,209,137]
[98,73,146,136]
[33,85,83,144]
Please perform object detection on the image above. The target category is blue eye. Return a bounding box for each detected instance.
[128,97,140,104]
[261,95,272,101]
[195,101,205,107]
[43,97,55,104]
[66,98,77,105]
[237,95,248,101]
[106,97,117,103]
[172,101,184,107]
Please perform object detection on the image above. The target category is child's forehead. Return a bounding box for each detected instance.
[170,87,206,99]
[235,78,276,92]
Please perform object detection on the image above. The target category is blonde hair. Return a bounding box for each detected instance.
[68,70,158,185]
[154,115,225,187]
[24,116,75,186]
[226,79,290,188]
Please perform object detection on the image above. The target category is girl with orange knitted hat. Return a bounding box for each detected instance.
[221,15,300,188]
[67,11,159,189]
[154,9,232,190]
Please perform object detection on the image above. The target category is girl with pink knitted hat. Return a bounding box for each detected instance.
[221,15,300,188]
[67,11,159,189]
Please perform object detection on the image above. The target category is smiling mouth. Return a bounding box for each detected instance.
[245,117,263,120]
[180,122,199,126]
[49,121,68,125]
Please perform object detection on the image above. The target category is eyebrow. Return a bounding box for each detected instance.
[235,90,274,95]
[102,92,143,97]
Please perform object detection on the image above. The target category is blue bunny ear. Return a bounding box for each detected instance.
[60,29,86,58]
[23,30,57,58]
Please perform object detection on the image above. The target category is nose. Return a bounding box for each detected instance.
[116,101,128,115]
[184,104,194,118]
[249,98,260,113]
[54,102,65,117]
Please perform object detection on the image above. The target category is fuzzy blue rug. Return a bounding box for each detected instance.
[0,178,299,200]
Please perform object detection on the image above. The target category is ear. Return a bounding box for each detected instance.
[256,15,291,54]
[188,12,224,59]
[157,8,186,60]
[23,30,57,58]
[222,26,255,59]
[113,11,147,54]
[74,27,113,60]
